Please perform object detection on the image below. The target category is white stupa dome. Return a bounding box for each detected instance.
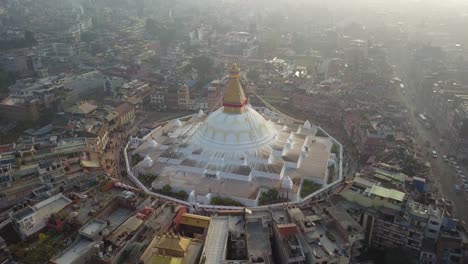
[188,190,196,203]
[148,139,158,148]
[191,63,276,152]
[173,119,182,127]
[192,106,275,152]
[282,175,293,190]
[197,109,205,117]
[303,120,311,129]
[142,155,153,168]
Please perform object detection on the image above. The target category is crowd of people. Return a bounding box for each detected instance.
[101,122,140,180]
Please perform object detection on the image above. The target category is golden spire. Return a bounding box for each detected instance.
[223,63,247,114]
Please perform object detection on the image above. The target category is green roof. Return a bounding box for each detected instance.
[370,185,405,202]
[374,169,406,183]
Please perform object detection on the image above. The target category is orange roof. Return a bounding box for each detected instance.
[277,223,299,237]
[179,213,210,228]
[116,102,133,115]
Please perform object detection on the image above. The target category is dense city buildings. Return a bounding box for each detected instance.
[0,0,468,263]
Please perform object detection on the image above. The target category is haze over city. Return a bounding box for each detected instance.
[0,0,467,263]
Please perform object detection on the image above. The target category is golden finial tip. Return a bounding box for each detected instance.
[229,63,240,74]
[223,63,247,113]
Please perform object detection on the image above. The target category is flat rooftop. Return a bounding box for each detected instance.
[12,194,72,237]
[107,207,133,231]
[246,219,271,261]
[80,218,107,238]
[52,237,95,264]
[202,216,229,264]
[308,224,340,257]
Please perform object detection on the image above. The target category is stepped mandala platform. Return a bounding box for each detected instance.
[126,64,343,207]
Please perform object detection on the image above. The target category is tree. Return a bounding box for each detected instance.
[211,197,244,206]
[158,26,176,51]
[190,55,213,80]
[161,184,172,194]
[259,189,280,205]
[81,32,97,43]
[145,19,176,51]
[24,31,37,45]
[185,44,201,56]
[331,144,340,156]
[0,31,36,50]
[0,70,15,95]
[145,18,157,35]
[247,69,260,82]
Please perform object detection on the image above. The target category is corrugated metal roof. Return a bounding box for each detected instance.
[370,185,405,202]
[374,168,406,182]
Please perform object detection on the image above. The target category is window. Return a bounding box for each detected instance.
[429,221,439,225]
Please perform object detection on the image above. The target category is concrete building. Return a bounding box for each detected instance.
[436,227,468,264]
[115,102,135,127]
[207,79,224,112]
[150,90,167,111]
[51,219,109,264]
[178,84,191,111]
[0,75,67,121]
[270,208,306,263]
[340,177,406,212]
[10,193,72,239]
[223,32,258,58]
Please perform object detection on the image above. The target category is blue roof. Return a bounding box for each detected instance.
[185,80,197,88]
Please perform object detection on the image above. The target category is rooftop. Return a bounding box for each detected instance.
[201,216,229,264]
[51,237,95,264]
[369,185,405,202]
[11,193,72,237]
[141,233,203,264]
[79,218,108,239]
[246,218,272,262]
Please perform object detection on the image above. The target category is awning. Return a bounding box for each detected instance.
[80,160,100,168]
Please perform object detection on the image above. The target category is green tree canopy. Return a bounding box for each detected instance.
[81,31,97,43]
[247,69,260,82]
[190,55,213,80]
[0,71,15,95]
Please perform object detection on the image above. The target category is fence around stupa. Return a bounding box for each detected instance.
[123,114,345,212]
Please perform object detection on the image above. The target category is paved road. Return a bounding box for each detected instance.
[396,82,468,223]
